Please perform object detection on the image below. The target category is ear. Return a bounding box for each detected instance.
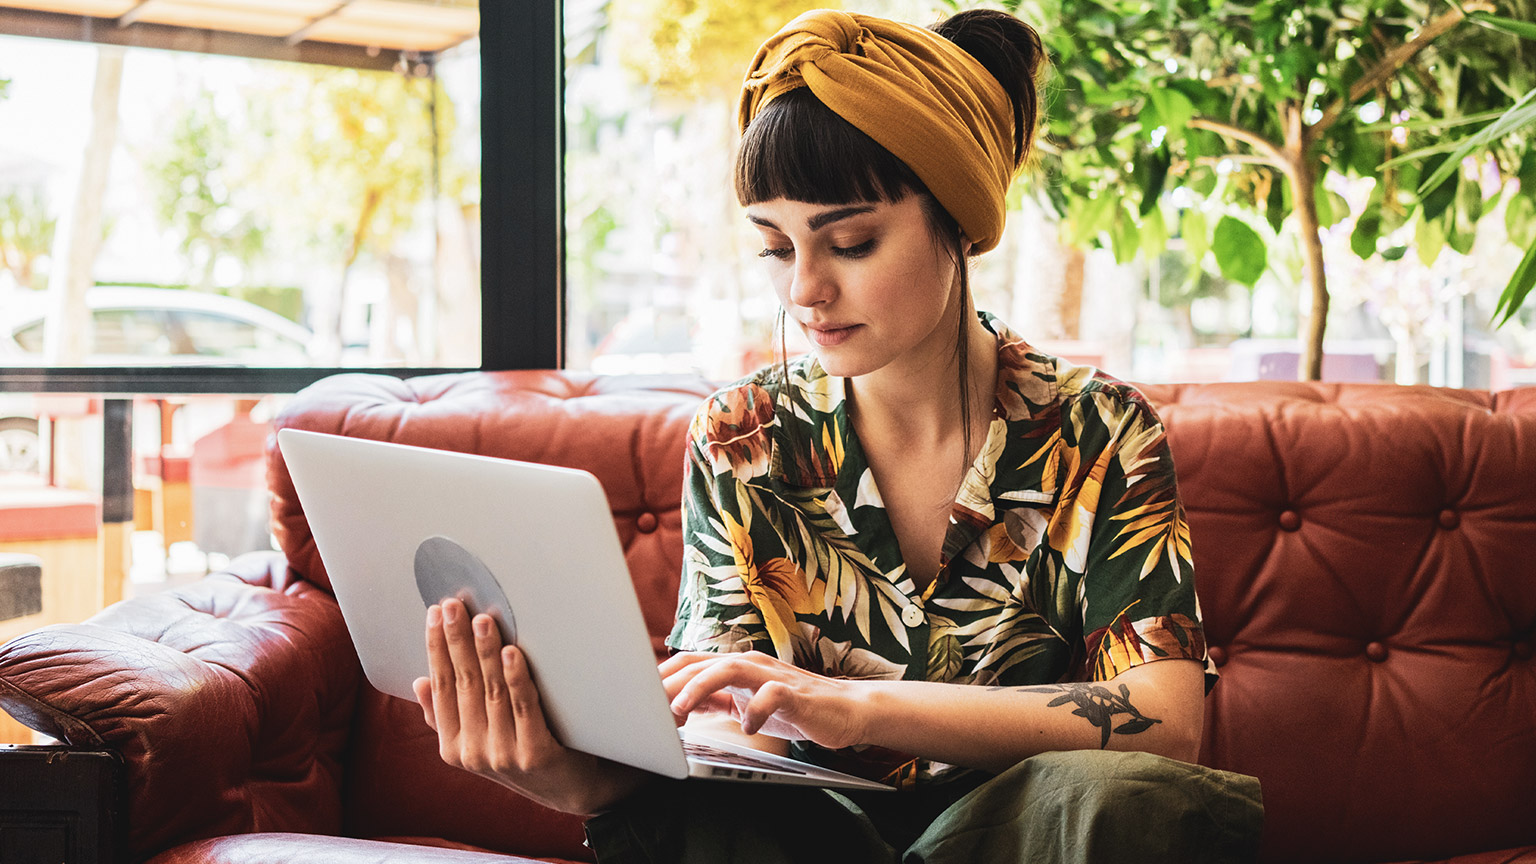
[960,234,975,257]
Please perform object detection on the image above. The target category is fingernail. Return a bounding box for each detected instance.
[473,616,490,637]
[426,605,441,626]
[443,602,460,623]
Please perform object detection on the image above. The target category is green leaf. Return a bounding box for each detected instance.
[1420,155,1458,223]
[1148,87,1195,135]
[1212,216,1266,286]
[1313,177,1333,227]
[1447,210,1477,255]
[1139,146,1170,215]
[1415,214,1445,267]
[1506,194,1536,248]
[1456,177,1484,227]
[1379,139,1465,171]
[1414,87,1536,195]
[1266,175,1287,233]
[1181,207,1209,262]
[1492,238,1536,327]
[1361,107,1506,134]
[1141,205,1169,258]
[1324,189,1349,228]
[1468,11,1536,41]
[1111,204,1142,265]
[1071,191,1119,246]
[1520,150,1536,198]
[1188,164,1218,197]
[1351,209,1381,259]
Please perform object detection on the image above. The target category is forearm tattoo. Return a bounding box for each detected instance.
[990,683,1162,748]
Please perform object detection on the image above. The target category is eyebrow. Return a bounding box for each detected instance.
[747,205,878,232]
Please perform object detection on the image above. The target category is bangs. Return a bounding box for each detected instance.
[734,88,923,207]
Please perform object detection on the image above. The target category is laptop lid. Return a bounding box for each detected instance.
[276,427,691,780]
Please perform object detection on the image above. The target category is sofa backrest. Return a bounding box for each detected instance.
[270,372,1536,863]
[1139,381,1536,863]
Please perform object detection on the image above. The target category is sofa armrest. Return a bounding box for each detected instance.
[0,551,361,860]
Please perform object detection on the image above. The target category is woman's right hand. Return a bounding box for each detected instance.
[412,597,644,815]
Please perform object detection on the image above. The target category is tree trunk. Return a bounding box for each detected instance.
[1292,157,1329,382]
[44,46,124,365]
[1060,246,1085,340]
[1284,103,1328,382]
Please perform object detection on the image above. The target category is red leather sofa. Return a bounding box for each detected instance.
[1,370,1534,864]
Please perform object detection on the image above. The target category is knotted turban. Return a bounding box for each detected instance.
[739,9,1017,253]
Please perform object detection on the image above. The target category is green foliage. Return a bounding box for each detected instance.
[0,187,55,291]
[144,62,462,285]
[146,92,267,288]
[998,0,1535,351]
[611,0,842,100]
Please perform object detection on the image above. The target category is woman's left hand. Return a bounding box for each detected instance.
[659,650,866,750]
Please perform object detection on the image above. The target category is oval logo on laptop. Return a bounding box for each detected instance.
[414,535,517,646]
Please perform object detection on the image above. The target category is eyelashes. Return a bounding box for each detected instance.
[756,239,878,261]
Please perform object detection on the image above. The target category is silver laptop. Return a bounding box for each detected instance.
[276,427,892,791]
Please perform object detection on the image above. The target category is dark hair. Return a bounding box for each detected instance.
[736,9,1046,480]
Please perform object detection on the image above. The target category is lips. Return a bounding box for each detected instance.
[802,322,862,347]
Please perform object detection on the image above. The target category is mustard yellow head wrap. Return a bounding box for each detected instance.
[739,9,1017,253]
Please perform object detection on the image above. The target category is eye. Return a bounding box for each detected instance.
[832,239,876,259]
[758,246,793,260]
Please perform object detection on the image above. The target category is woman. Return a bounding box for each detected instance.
[416,8,1264,862]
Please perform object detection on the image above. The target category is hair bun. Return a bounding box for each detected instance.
[931,9,1044,168]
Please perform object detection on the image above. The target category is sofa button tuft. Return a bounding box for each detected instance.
[1278,510,1301,531]
[1438,509,1460,530]
[1365,641,1388,662]
[636,512,658,534]
[1515,641,1534,660]
[1208,646,1227,667]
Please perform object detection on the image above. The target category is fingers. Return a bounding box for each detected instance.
[738,680,792,736]
[666,653,773,717]
[442,599,489,748]
[475,613,516,748]
[413,676,437,731]
[502,643,560,759]
[424,603,462,747]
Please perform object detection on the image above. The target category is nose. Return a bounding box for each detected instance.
[786,255,836,309]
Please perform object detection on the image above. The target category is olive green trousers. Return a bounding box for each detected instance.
[583,750,1265,864]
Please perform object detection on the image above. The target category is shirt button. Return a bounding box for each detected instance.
[901,604,925,628]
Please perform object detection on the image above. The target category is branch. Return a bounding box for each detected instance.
[1313,2,1491,136]
[1188,116,1290,168]
[1192,154,1283,169]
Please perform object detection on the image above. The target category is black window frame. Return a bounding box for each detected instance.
[0,0,563,397]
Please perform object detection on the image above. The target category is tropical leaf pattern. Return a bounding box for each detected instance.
[666,314,1215,784]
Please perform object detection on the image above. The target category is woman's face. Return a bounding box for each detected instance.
[746,194,964,380]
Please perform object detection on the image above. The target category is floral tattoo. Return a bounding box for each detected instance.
[992,683,1162,748]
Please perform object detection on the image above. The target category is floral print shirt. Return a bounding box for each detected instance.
[667,313,1214,785]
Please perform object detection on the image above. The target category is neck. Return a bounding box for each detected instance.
[848,310,997,449]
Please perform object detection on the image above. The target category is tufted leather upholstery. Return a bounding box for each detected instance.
[2,372,1533,864]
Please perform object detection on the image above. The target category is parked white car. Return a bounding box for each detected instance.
[0,286,315,474]
[1,285,314,366]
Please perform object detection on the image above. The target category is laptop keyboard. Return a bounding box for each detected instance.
[682,739,808,775]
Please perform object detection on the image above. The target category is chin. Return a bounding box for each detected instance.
[812,348,882,379]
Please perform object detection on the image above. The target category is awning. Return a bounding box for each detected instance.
[0,0,478,69]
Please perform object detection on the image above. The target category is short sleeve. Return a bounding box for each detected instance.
[665,394,775,656]
[1073,391,1216,690]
